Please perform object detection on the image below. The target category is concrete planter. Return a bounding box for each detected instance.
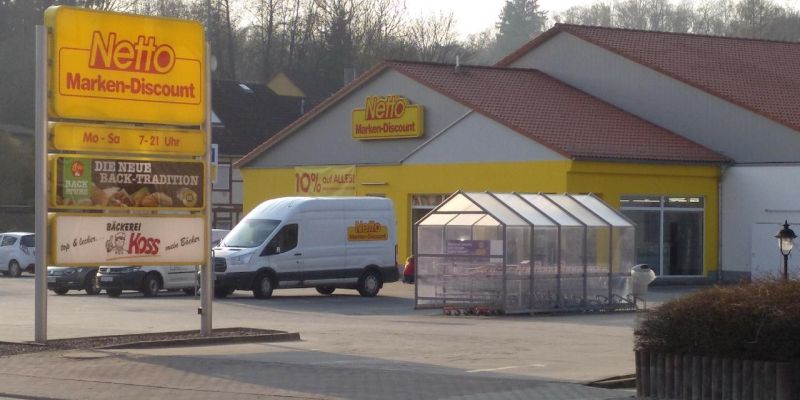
[635,350,799,400]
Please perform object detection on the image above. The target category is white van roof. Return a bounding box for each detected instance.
[247,197,393,220]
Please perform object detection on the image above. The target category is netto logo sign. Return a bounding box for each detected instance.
[352,94,424,140]
[89,31,176,74]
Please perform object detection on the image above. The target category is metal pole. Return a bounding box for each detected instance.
[783,254,788,280]
[200,42,213,336]
[34,25,48,344]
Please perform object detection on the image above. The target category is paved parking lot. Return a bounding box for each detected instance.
[0,275,701,399]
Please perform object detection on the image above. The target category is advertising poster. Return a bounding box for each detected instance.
[52,214,206,265]
[446,240,491,256]
[52,156,204,210]
[293,165,355,196]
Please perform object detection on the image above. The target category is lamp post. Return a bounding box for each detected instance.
[775,220,796,280]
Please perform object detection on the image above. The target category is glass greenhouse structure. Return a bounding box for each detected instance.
[414,191,636,314]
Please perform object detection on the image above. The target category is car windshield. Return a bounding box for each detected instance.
[20,235,34,248]
[221,219,280,248]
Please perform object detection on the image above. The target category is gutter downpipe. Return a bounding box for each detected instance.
[717,163,731,284]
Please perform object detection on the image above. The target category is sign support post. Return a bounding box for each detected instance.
[201,43,213,336]
[34,25,48,343]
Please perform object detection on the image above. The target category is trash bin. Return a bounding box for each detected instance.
[630,264,656,298]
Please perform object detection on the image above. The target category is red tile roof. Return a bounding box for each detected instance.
[236,60,726,167]
[498,24,800,133]
[388,61,725,163]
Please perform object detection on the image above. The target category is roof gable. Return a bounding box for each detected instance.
[388,61,725,163]
[499,24,800,133]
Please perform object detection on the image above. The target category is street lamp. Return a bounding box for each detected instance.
[775,220,796,280]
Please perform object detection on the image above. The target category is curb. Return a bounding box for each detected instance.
[586,374,636,389]
[99,332,301,350]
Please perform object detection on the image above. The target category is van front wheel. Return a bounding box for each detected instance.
[357,270,381,297]
[253,274,274,299]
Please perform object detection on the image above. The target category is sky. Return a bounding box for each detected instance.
[403,0,599,38]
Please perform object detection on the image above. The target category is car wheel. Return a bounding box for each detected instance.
[107,288,122,298]
[214,287,229,298]
[141,274,161,297]
[53,287,69,295]
[357,270,381,297]
[252,273,274,299]
[316,286,335,295]
[8,261,21,278]
[84,271,101,295]
[183,288,196,296]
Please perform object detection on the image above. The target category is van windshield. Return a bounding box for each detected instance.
[221,219,281,248]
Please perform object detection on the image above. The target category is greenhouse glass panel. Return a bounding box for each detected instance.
[447,213,485,226]
[547,194,607,227]
[438,193,481,212]
[573,195,633,227]
[520,194,582,226]
[417,226,444,254]
[418,213,456,226]
[560,225,585,308]
[494,193,555,226]
[505,226,532,312]
[466,193,527,226]
[531,226,559,310]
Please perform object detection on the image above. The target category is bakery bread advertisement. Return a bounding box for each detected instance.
[52,155,204,210]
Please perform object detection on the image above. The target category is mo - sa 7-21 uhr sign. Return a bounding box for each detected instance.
[44,6,205,125]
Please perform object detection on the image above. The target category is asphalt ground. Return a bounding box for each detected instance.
[0,275,701,399]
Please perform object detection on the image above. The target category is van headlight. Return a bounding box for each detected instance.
[229,250,255,266]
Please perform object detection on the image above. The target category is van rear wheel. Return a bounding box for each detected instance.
[357,270,381,297]
[316,286,335,295]
[253,273,274,299]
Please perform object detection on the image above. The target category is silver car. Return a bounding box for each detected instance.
[0,232,36,277]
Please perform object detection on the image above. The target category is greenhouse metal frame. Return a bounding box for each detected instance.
[414,191,636,314]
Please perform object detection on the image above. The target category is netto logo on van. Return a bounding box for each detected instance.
[347,220,388,241]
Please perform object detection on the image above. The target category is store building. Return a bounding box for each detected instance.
[235,24,800,282]
[496,24,800,281]
[235,59,727,281]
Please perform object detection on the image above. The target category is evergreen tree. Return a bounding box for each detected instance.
[494,0,548,59]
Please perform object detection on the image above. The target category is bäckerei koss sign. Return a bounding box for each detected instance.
[351,95,424,139]
[44,6,205,125]
[51,214,206,266]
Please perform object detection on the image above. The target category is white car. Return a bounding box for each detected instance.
[96,229,230,297]
[0,232,36,277]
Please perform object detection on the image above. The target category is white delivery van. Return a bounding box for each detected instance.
[213,197,399,298]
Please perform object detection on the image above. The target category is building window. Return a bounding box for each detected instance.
[620,195,704,276]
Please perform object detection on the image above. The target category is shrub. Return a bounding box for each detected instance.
[635,280,800,362]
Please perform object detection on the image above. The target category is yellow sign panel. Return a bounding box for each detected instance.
[347,220,388,241]
[352,95,424,139]
[52,123,205,156]
[293,165,355,196]
[44,6,205,125]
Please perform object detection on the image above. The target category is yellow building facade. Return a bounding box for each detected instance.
[242,160,720,276]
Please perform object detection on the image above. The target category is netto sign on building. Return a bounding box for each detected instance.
[352,95,424,139]
[45,7,205,125]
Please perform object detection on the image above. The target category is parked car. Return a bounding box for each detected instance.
[97,229,230,298]
[213,197,399,299]
[47,266,102,295]
[0,232,35,277]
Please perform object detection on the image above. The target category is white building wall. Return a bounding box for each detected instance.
[403,112,565,164]
[508,33,800,163]
[721,165,800,280]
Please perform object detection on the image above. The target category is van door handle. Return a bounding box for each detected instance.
[294,253,302,256]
